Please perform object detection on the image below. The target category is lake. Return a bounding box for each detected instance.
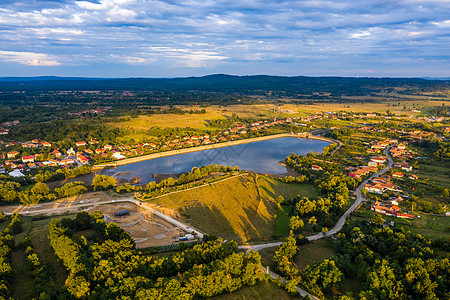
[102,137,330,184]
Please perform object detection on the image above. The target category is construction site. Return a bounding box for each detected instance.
[85,202,187,248]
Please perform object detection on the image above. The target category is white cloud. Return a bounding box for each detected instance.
[431,20,450,27]
[349,31,372,39]
[0,51,60,66]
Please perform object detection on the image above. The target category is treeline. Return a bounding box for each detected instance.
[0,172,114,204]
[1,75,448,97]
[34,165,92,183]
[0,214,18,299]
[0,164,237,205]
[283,154,357,232]
[414,138,450,159]
[126,164,239,197]
[6,119,125,143]
[47,211,264,298]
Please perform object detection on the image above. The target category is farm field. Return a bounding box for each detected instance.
[146,174,320,243]
[105,100,448,136]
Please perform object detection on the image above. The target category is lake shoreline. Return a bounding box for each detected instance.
[92,133,335,170]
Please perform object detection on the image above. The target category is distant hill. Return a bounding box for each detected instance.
[0,74,448,97]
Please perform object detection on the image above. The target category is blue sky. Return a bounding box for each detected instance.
[0,0,449,77]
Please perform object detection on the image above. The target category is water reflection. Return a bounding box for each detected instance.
[103,137,329,184]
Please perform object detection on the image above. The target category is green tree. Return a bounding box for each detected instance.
[371,214,384,226]
[31,182,50,195]
[92,175,117,190]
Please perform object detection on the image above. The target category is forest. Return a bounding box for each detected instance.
[0,75,448,98]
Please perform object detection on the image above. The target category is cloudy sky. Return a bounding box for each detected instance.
[0,0,449,77]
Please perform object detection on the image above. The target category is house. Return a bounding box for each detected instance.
[76,154,89,164]
[391,196,403,205]
[76,141,86,147]
[392,171,404,178]
[21,155,34,163]
[396,212,414,220]
[112,152,126,160]
[397,143,406,149]
[370,156,387,164]
[42,141,52,148]
[7,151,19,159]
[401,164,412,172]
[104,144,113,150]
[365,182,386,194]
[311,165,323,171]
[408,174,418,180]
[51,150,62,158]
[60,159,75,166]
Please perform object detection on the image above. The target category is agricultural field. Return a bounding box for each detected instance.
[146,174,319,243]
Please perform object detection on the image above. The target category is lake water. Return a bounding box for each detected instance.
[102,137,330,184]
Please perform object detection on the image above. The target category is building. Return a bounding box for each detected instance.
[76,154,89,164]
[311,165,323,171]
[392,172,404,178]
[7,151,19,159]
[9,169,25,177]
[51,150,62,158]
[22,155,35,163]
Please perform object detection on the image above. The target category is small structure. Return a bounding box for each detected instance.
[9,169,25,177]
[115,210,130,217]
[311,165,323,171]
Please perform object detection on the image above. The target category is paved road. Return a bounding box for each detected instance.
[330,139,343,156]
[264,268,319,299]
[240,147,394,250]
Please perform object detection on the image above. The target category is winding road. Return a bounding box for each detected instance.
[239,146,393,251]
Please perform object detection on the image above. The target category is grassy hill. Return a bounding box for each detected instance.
[148,173,319,244]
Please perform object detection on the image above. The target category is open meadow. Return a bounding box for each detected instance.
[145,173,319,244]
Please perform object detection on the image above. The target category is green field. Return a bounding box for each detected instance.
[212,280,295,300]
[418,159,450,187]
[259,239,336,271]
[148,174,319,244]
[352,209,450,241]
[293,239,336,270]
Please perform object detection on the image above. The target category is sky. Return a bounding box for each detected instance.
[0,0,449,78]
